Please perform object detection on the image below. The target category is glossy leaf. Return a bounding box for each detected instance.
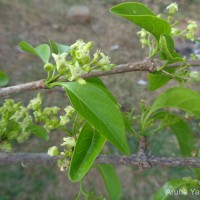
[69,123,105,182]
[170,118,194,156]
[86,78,118,105]
[49,39,70,54]
[0,70,9,86]
[159,34,183,63]
[154,179,187,200]
[26,124,49,141]
[149,87,200,117]
[110,2,171,39]
[98,164,121,200]
[148,68,176,91]
[152,111,194,156]
[19,41,50,63]
[58,82,130,155]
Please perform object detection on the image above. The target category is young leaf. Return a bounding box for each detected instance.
[148,68,176,91]
[110,2,171,39]
[69,123,106,182]
[49,39,70,54]
[154,179,187,200]
[19,41,50,63]
[26,124,49,141]
[57,82,130,155]
[0,70,9,86]
[98,164,121,200]
[159,34,183,63]
[148,87,200,118]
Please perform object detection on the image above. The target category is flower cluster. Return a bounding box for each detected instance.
[137,29,149,48]
[0,99,32,151]
[184,20,198,41]
[0,93,79,152]
[45,40,115,83]
[48,136,76,171]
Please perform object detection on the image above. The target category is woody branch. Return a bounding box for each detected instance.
[1,59,200,98]
[1,153,200,168]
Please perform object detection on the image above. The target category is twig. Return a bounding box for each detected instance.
[137,136,151,169]
[0,80,45,98]
[1,59,200,98]
[1,153,200,168]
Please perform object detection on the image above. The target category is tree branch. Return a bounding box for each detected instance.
[1,153,200,168]
[1,59,200,98]
[0,80,45,98]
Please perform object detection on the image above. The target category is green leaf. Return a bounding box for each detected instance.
[49,39,70,54]
[170,118,194,157]
[110,2,171,39]
[159,34,183,63]
[86,78,118,105]
[69,123,105,182]
[86,77,106,88]
[98,164,121,200]
[154,179,187,200]
[19,41,50,63]
[148,68,176,91]
[26,124,49,141]
[148,87,200,118]
[0,70,9,86]
[57,82,130,155]
[152,111,194,156]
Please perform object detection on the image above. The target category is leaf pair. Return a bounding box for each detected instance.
[54,81,129,183]
[19,40,70,63]
[69,124,121,199]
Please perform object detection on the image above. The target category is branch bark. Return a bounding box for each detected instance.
[1,59,200,98]
[1,153,200,168]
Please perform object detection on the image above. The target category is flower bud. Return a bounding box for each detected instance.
[48,146,59,156]
[76,78,86,85]
[189,71,199,80]
[44,63,55,71]
[98,53,111,67]
[85,41,93,50]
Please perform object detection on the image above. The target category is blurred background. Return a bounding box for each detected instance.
[0,0,200,199]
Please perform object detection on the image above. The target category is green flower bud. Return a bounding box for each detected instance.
[27,93,42,110]
[189,71,199,80]
[82,64,91,72]
[98,53,111,67]
[48,146,59,156]
[85,41,93,50]
[52,106,60,115]
[101,64,115,71]
[44,63,55,71]
[76,78,86,85]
